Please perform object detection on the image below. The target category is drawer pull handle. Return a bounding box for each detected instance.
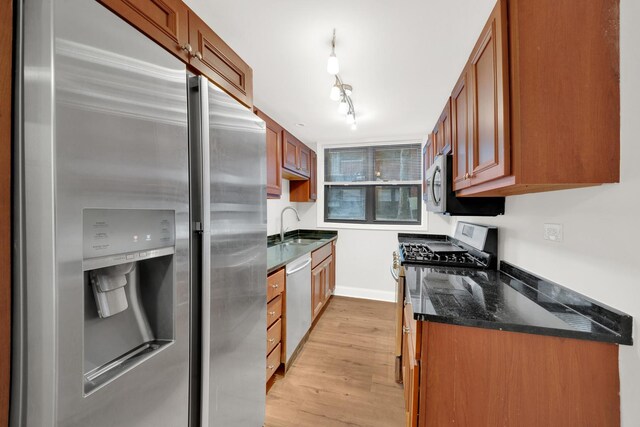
[268,338,275,343]
[269,311,276,316]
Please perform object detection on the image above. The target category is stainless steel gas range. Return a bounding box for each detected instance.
[391,222,498,382]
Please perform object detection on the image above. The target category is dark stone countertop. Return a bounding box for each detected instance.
[403,261,633,345]
[267,229,338,274]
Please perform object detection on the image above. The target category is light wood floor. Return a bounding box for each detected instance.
[265,296,405,427]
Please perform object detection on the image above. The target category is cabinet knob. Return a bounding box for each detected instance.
[180,43,193,54]
[268,338,275,343]
[268,365,275,370]
[271,283,279,289]
[194,51,203,60]
[403,326,410,334]
[464,172,469,179]
[268,311,276,316]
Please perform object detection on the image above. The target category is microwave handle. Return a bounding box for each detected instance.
[430,165,440,206]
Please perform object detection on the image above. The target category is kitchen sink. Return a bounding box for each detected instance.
[281,238,318,246]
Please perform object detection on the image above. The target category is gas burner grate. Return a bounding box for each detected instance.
[400,242,486,268]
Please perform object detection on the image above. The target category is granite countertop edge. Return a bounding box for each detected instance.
[413,313,631,345]
[267,230,338,274]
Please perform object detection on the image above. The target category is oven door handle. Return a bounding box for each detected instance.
[390,265,399,281]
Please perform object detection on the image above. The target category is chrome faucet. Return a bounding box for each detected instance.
[280,206,301,243]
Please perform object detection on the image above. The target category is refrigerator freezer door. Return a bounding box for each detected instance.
[14,0,190,425]
[190,76,267,427]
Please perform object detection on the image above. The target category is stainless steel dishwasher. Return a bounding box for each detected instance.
[285,254,312,363]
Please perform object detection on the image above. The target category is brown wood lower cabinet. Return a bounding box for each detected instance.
[311,242,336,323]
[402,303,621,426]
[266,268,285,386]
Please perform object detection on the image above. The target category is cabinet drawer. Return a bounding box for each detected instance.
[267,294,282,328]
[266,342,282,383]
[311,243,332,269]
[267,268,285,302]
[266,318,282,356]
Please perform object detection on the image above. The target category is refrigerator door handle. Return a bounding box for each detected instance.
[197,76,212,427]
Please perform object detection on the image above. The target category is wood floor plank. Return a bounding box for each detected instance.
[265,297,404,427]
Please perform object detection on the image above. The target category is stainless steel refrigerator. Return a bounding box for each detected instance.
[12,0,267,425]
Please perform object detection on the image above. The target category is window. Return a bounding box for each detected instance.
[324,144,422,225]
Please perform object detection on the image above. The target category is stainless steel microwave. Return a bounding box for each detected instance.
[425,155,505,216]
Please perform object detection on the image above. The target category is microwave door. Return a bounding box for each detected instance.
[426,156,445,213]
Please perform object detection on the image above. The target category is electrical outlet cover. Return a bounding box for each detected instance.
[544,223,563,242]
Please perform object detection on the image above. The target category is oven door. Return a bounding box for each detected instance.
[425,154,446,213]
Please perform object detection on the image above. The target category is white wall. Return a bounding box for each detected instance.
[266,179,317,236]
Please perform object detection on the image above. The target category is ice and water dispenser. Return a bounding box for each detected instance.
[82,209,176,394]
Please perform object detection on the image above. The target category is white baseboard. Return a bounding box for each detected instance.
[333,286,396,303]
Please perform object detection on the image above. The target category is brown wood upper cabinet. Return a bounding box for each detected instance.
[187,11,253,108]
[451,68,472,191]
[452,0,509,192]
[467,0,509,186]
[282,130,310,179]
[436,98,452,156]
[98,0,254,108]
[290,150,317,202]
[453,0,620,197]
[254,108,282,199]
[98,0,191,62]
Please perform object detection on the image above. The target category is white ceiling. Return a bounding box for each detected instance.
[185,0,496,145]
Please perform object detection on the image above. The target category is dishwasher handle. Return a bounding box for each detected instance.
[287,258,312,276]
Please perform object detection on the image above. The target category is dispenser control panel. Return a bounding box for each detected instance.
[83,209,175,262]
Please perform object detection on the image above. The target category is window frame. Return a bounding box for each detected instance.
[319,140,426,230]
[324,184,422,225]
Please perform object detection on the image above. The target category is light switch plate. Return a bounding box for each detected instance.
[544,223,563,242]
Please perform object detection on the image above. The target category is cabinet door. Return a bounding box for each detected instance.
[98,0,190,62]
[311,265,324,321]
[438,99,452,155]
[282,130,300,173]
[468,0,509,185]
[451,68,472,190]
[298,144,311,178]
[255,109,282,198]
[323,257,332,303]
[329,242,336,294]
[187,10,253,108]
[402,311,419,427]
[308,151,317,201]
